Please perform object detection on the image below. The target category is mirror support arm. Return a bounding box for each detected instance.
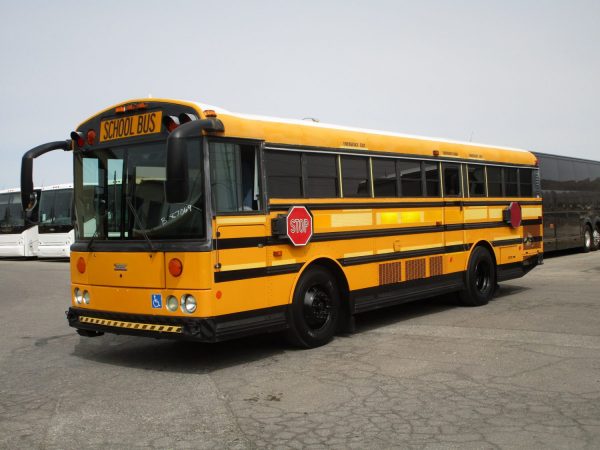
[21,140,71,210]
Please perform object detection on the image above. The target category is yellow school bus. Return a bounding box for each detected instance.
[21,99,543,348]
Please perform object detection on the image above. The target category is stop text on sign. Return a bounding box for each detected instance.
[289,218,309,234]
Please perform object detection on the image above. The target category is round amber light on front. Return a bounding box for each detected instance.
[77,257,86,274]
[168,258,183,277]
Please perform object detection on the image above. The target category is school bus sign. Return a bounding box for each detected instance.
[286,206,313,246]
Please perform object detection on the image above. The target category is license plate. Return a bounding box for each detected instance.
[99,111,163,142]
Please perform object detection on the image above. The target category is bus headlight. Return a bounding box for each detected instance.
[83,290,90,305]
[166,295,179,312]
[181,294,197,314]
[74,288,82,304]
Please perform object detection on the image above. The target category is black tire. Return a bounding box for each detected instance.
[459,246,496,307]
[286,266,340,348]
[582,225,592,253]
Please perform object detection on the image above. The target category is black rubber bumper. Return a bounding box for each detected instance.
[497,254,542,282]
[67,306,289,343]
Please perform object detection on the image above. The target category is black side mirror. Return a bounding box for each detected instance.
[165,118,224,204]
[165,135,190,204]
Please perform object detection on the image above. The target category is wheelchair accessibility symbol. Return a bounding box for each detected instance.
[151,294,162,309]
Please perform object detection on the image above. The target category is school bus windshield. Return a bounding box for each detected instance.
[73,138,205,241]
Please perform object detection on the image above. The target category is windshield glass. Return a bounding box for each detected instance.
[0,192,25,229]
[74,138,205,241]
[40,189,73,226]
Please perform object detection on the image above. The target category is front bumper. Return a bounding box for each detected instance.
[37,244,70,258]
[0,244,25,258]
[67,306,288,343]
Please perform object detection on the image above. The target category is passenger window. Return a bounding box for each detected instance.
[305,153,339,198]
[504,168,519,197]
[424,163,440,197]
[398,160,422,196]
[519,168,533,197]
[265,150,303,198]
[442,163,461,197]
[487,166,503,197]
[372,158,398,197]
[210,142,260,213]
[341,155,370,197]
[468,165,486,197]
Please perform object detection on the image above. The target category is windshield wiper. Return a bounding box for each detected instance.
[125,196,155,252]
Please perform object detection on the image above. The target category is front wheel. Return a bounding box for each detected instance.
[286,266,340,348]
[459,246,496,307]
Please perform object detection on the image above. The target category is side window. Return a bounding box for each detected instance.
[265,150,302,198]
[468,165,486,197]
[504,168,519,197]
[519,168,533,197]
[398,160,423,196]
[372,158,398,197]
[209,142,260,213]
[341,155,370,198]
[424,162,440,197]
[442,163,461,197]
[305,153,339,198]
[487,166,503,197]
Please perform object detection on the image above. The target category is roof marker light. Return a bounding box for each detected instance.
[204,110,217,118]
[87,129,96,145]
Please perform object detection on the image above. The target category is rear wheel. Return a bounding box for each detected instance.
[459,246,496,307]
[286,266,340,348]
[583,225,593,253]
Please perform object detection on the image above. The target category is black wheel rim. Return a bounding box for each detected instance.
[474,260,491,294]
[303,285,332,331]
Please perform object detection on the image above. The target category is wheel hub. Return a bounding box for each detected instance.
[303,286,332,330]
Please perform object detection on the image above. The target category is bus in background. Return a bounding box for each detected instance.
[37,184,74,258]
[535,152,600,252]
[0,187,40,258]
[21,99,543,348]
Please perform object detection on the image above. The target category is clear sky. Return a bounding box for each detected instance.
[0,0,599,189]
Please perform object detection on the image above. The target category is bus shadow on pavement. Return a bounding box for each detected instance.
[71,284,531,373]
[354,283,531,334]
[72,331,289,374]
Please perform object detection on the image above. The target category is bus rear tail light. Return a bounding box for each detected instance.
[77,257,86,274]
[87,129,96,145]
[179,113,198,124]
[168,258,183,277]
[70,131,85,148]
[163,116,180,132]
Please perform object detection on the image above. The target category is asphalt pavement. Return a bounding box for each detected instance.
[1,252,599,449]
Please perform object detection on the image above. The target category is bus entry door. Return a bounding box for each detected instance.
[214,222,268,313]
